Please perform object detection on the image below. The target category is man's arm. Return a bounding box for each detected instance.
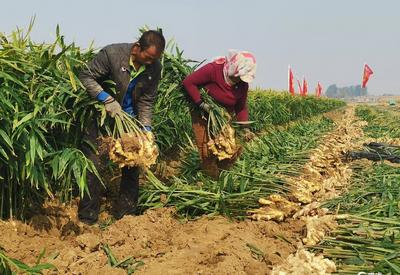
[79,47,111,98]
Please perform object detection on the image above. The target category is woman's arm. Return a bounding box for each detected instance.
[182,63,214,104]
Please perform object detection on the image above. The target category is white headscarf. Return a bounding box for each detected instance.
[214,50,257,85]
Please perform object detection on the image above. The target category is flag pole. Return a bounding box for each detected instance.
[288,65,290,93]
[362,62,366,86]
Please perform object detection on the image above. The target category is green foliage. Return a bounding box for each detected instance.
[0,23,100,218]
[140,116,335,218]
[0,247,55,274]
[152,43,200,153]
[356,105,400,138]
[248,89,345,131]
[315,163,400,274]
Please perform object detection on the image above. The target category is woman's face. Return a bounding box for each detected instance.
[229,76,241,84]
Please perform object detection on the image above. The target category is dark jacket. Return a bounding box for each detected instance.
[79,43,161,126]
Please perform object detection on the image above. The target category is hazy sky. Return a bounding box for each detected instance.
[1,0,399,95]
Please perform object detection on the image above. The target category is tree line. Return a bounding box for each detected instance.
[325,84,367,98]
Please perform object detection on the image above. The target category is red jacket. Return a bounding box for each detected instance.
[182,62,249,121]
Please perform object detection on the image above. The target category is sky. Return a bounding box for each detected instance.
[1,0,399,95]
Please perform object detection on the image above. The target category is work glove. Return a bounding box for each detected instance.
[104,97,122,118]
[199,102,212,113]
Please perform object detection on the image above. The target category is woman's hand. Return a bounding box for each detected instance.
[199,102,212,113]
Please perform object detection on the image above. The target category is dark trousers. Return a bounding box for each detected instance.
[191,109,242,179]
[191,109,220,179]
[78,124,140,224]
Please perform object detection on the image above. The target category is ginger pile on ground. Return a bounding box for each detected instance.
[271,249,336,275]
[249,108,365,222]
[247,194,300,221]
[301,215,337,246]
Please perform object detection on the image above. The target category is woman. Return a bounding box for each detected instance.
[182,50,256,178]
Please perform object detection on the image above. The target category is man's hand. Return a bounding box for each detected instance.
[104,97,122,118]
[199,102,212,113]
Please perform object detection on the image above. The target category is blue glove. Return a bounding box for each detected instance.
[96,90,111,102]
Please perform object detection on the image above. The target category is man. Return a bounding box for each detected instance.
[78,30,165,225]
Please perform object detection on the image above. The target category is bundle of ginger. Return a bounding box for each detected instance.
[100,112,158,168]
[207,124,240,160]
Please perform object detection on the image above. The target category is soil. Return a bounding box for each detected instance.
[0,203,305,275]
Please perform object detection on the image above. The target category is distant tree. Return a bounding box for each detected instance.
[359,85,367,96]
[325,84,368,98]
[353,85,360,96]
[326,84,338,98]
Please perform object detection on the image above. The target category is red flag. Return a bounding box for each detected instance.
[362,63,374,88]
[297,79,303,95]
[316,82,322,97]
[288,66,295,95]
[302,77,308,96]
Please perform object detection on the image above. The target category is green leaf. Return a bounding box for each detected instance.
[0,148,9,161]
[35,248,46,265]
[384,259,400,273]
[0,71,28,89]
[65,59,77,91]
[102,244,119,267]
[25,263,56,272]
[12,113,34,131]
[29,135,36,167]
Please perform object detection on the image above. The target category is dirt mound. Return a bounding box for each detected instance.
[0,205,305,274]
